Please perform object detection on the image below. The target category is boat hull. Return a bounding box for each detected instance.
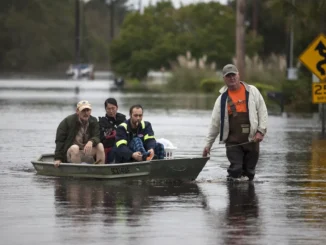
[31,154,209,182]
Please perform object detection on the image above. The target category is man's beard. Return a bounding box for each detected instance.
[132,120,139,128]
[79,116,89,124]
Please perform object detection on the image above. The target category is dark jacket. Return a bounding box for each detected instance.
[115,119,156,161]
[54,114,100,162]
[98,112,126,149]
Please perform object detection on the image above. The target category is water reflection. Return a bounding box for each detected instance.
[121,93,217,110]
[223,182,260,245]
[282,138,326,224]
[5,92,326,244]
[0,87,217,110]
[295,139,326,224]
[54,179,149,227]
[310,139,326,184]
[53,178,206,228]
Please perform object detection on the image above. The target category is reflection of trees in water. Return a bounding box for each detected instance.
[310,140,326,184]
[102,184,150,226]
[282,139,326,224]
[290,139,326,223]
[54,179,150,226]
[284,132,312,181]
[54,178,206,227]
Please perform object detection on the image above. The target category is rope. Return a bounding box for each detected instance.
[211,141,254,150]
[175,141,255,157]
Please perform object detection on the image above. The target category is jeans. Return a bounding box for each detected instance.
[129,137,165,160]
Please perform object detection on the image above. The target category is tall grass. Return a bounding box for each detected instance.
[166,51,221,92]
[240,54,287,88]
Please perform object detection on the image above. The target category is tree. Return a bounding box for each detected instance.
[109,1,236,79]
[0,0,75,71]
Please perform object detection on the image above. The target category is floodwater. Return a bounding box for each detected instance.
[1,80,326,245]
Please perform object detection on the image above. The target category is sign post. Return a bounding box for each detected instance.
[299,34,326,135]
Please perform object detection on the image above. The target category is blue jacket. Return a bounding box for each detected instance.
[115,119,156,160]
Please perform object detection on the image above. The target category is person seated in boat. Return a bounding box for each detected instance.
[98,98,126,163]
[54,100,105,167]
[113,104,165,163]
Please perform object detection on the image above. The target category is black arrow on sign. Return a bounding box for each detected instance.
[315,40,326,76]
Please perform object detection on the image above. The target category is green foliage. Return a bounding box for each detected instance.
[0,0,130,71]
[123,78,164,93]
[245,31,264,58]
[84,0,130,64]
[123,78,143,91]
[0,0,76,70]
[126,78,140,85]
[166,66,218,92]
[200,78,224,93]
[253,83,276,95]
[0,0,324,112]
[110,2,235,79]
[281,77,316,113]
[253,83,277,110]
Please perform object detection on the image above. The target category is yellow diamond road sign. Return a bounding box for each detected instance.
[299,34,326,81]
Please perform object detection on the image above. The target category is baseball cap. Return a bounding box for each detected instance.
[77,100,92,111]
[222,64,239,77]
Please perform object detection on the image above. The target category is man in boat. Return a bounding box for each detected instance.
[98,98,126,163]
[113,104,165,163]
[202,64,268,181]
[54,100,105,167]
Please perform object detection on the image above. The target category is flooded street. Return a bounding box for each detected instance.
[1,80,326,245]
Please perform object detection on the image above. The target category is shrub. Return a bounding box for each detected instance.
[166,67,218,92]
[166,51,219,92]
[200,78,224,93]
[281,77,317,113]
[254,83,276,96]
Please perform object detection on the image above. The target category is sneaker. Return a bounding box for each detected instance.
[146,151,154,161]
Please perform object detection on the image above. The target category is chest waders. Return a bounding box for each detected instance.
[226,96,250,144]
[225,96,259,180]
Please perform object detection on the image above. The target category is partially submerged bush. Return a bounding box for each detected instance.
[166,67,218,92]
[200,78,224,93]
[166,51,219,92]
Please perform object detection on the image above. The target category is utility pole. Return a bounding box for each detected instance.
[236,0,246,79]
[287,0,298,80]
[110,0,115,42]
[75,0,81,65]
[139,0,142,14]
[320,2,326,137]
[252,0,258,37]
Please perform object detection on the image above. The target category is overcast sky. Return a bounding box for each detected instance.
[128,0,228,10]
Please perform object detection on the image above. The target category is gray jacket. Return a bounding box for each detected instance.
[205,82,268,149]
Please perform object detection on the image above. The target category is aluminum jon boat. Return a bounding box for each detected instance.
[31,154,210,182]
